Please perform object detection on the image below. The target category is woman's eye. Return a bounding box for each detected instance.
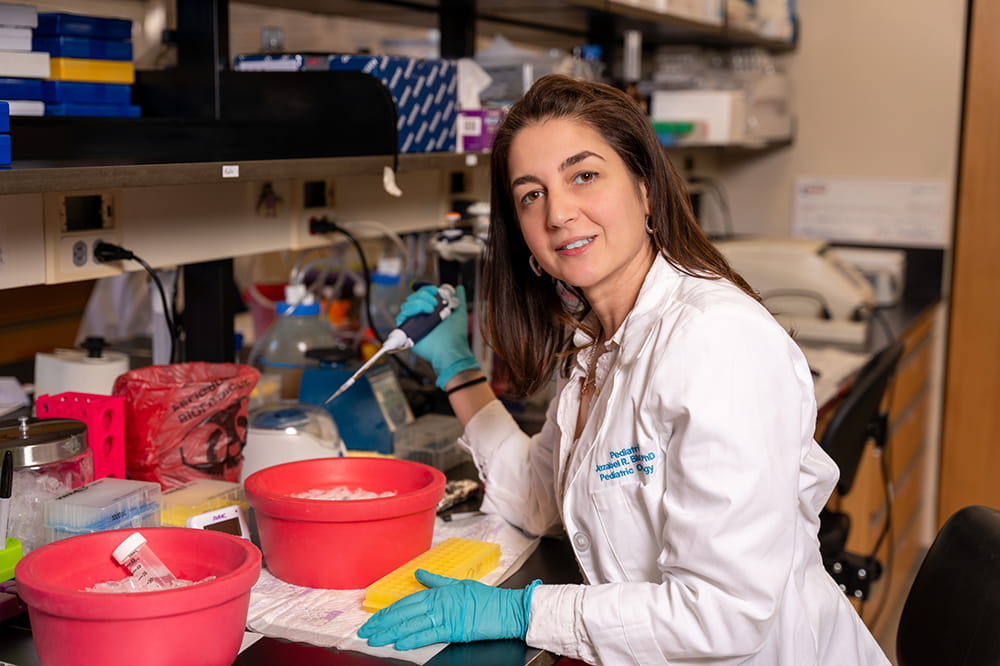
[573,171,597,185]
[519,190,543,205]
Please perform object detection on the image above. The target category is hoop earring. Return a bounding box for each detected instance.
[645,215,654,235]
[529,255,543,277]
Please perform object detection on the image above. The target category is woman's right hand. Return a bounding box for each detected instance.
[396,284,480,389]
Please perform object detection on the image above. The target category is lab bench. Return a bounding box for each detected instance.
[0,534,582,666]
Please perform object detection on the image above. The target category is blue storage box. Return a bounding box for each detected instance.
[0,76,43,100]
[42,80,131,104]
[36,13,132,40]
[33,35,133,61]
[0,134,9,165]
[45,102,140,117]
[0,100,8,132]
[234,53,457,153]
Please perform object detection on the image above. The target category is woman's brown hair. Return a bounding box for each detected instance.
[483,74,757,397]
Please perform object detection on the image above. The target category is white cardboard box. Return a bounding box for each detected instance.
[650,89,747,144]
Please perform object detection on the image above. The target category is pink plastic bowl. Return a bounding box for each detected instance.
[244,457,446,589]
[15,527,261,666]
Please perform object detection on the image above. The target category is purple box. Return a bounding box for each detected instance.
[456,108,506,153]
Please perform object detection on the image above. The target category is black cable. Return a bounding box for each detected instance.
[688,175,735,238]
[308,217,427,385]
[759,288,834,319]
[93,241,178,363]
[307,217,381,343]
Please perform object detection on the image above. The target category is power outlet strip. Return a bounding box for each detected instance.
[43,190,124,283]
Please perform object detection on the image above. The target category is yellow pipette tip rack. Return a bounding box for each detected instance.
[363,537,501,612]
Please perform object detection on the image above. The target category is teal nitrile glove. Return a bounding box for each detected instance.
[396,284,480,390]
[358,569,543,650]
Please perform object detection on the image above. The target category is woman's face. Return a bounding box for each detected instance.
[508,117,653,300]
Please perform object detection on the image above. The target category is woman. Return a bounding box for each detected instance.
[359,74,890,665]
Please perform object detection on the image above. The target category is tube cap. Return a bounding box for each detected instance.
[112,532,147,564]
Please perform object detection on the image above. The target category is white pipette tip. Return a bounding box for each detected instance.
[325,377,355,404]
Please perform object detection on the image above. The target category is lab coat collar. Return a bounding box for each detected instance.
[571,254,682,365]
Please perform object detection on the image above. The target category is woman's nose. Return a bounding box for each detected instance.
[546,190,577,228]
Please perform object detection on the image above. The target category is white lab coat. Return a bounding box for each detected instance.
[461,255,890,665]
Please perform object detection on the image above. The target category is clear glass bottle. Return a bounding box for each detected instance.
[248,284,338,400]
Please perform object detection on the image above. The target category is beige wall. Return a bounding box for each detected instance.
[713,0,967,239]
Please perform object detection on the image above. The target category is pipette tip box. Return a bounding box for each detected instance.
[363,537,501,612]
[44,478,161,543]
[160,479,247,527]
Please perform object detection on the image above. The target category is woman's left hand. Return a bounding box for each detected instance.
[358,569,541,650]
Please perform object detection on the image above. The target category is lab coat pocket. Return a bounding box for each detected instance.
[590,482,661,582]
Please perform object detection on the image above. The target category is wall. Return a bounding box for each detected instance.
[712,0,967,240]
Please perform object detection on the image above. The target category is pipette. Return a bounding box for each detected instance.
[324,284,459,404]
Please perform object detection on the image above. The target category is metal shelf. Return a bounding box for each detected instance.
[0,151,480,195]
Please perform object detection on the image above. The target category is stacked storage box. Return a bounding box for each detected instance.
[233,52,457,153]
[0,2,48,117]
[33,11,139,117]
[0,100,9,165]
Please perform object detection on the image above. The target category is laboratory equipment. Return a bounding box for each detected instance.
[713,237,876,346]
[363,537,501,611]
[160,479,246,527]
[113,531,179,588]
[243,457,445,589]
[240,400,345,482]
[44,477,160,544]
[14,527,261,666]
[248,283,339,400]
[184,505,250,540]
[324,283,460,403]
[299,350,411,454]
[1,416,93,553]
[34,392,126,481]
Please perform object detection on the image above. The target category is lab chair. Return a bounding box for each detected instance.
[816,340,905,599]
[896,505,1000,666]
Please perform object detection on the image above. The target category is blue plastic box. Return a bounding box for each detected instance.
[45,102,140,117]
[41,80,131,104]
[0,100,8,132]
[0,76,43,100]
[0,135,10,165]
[33,35,133,61]
[36,12,132,40]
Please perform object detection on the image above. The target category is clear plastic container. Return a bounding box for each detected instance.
[112,531,178,588]
[368,256,404,339]
[247,284,339,400]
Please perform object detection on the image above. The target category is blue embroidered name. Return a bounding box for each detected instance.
[595,446,656,480]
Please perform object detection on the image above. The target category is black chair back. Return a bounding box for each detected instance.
[896,505,1000,665]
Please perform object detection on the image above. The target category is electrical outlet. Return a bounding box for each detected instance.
[43,190,124,283]
[292,178,336,249]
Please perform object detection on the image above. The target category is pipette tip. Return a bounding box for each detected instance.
[325,379,354,404]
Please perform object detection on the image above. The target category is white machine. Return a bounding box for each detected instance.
[713,237,876,347]
[241,401,346,482]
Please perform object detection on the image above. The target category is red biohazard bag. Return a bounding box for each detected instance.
[112,362,260,489]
